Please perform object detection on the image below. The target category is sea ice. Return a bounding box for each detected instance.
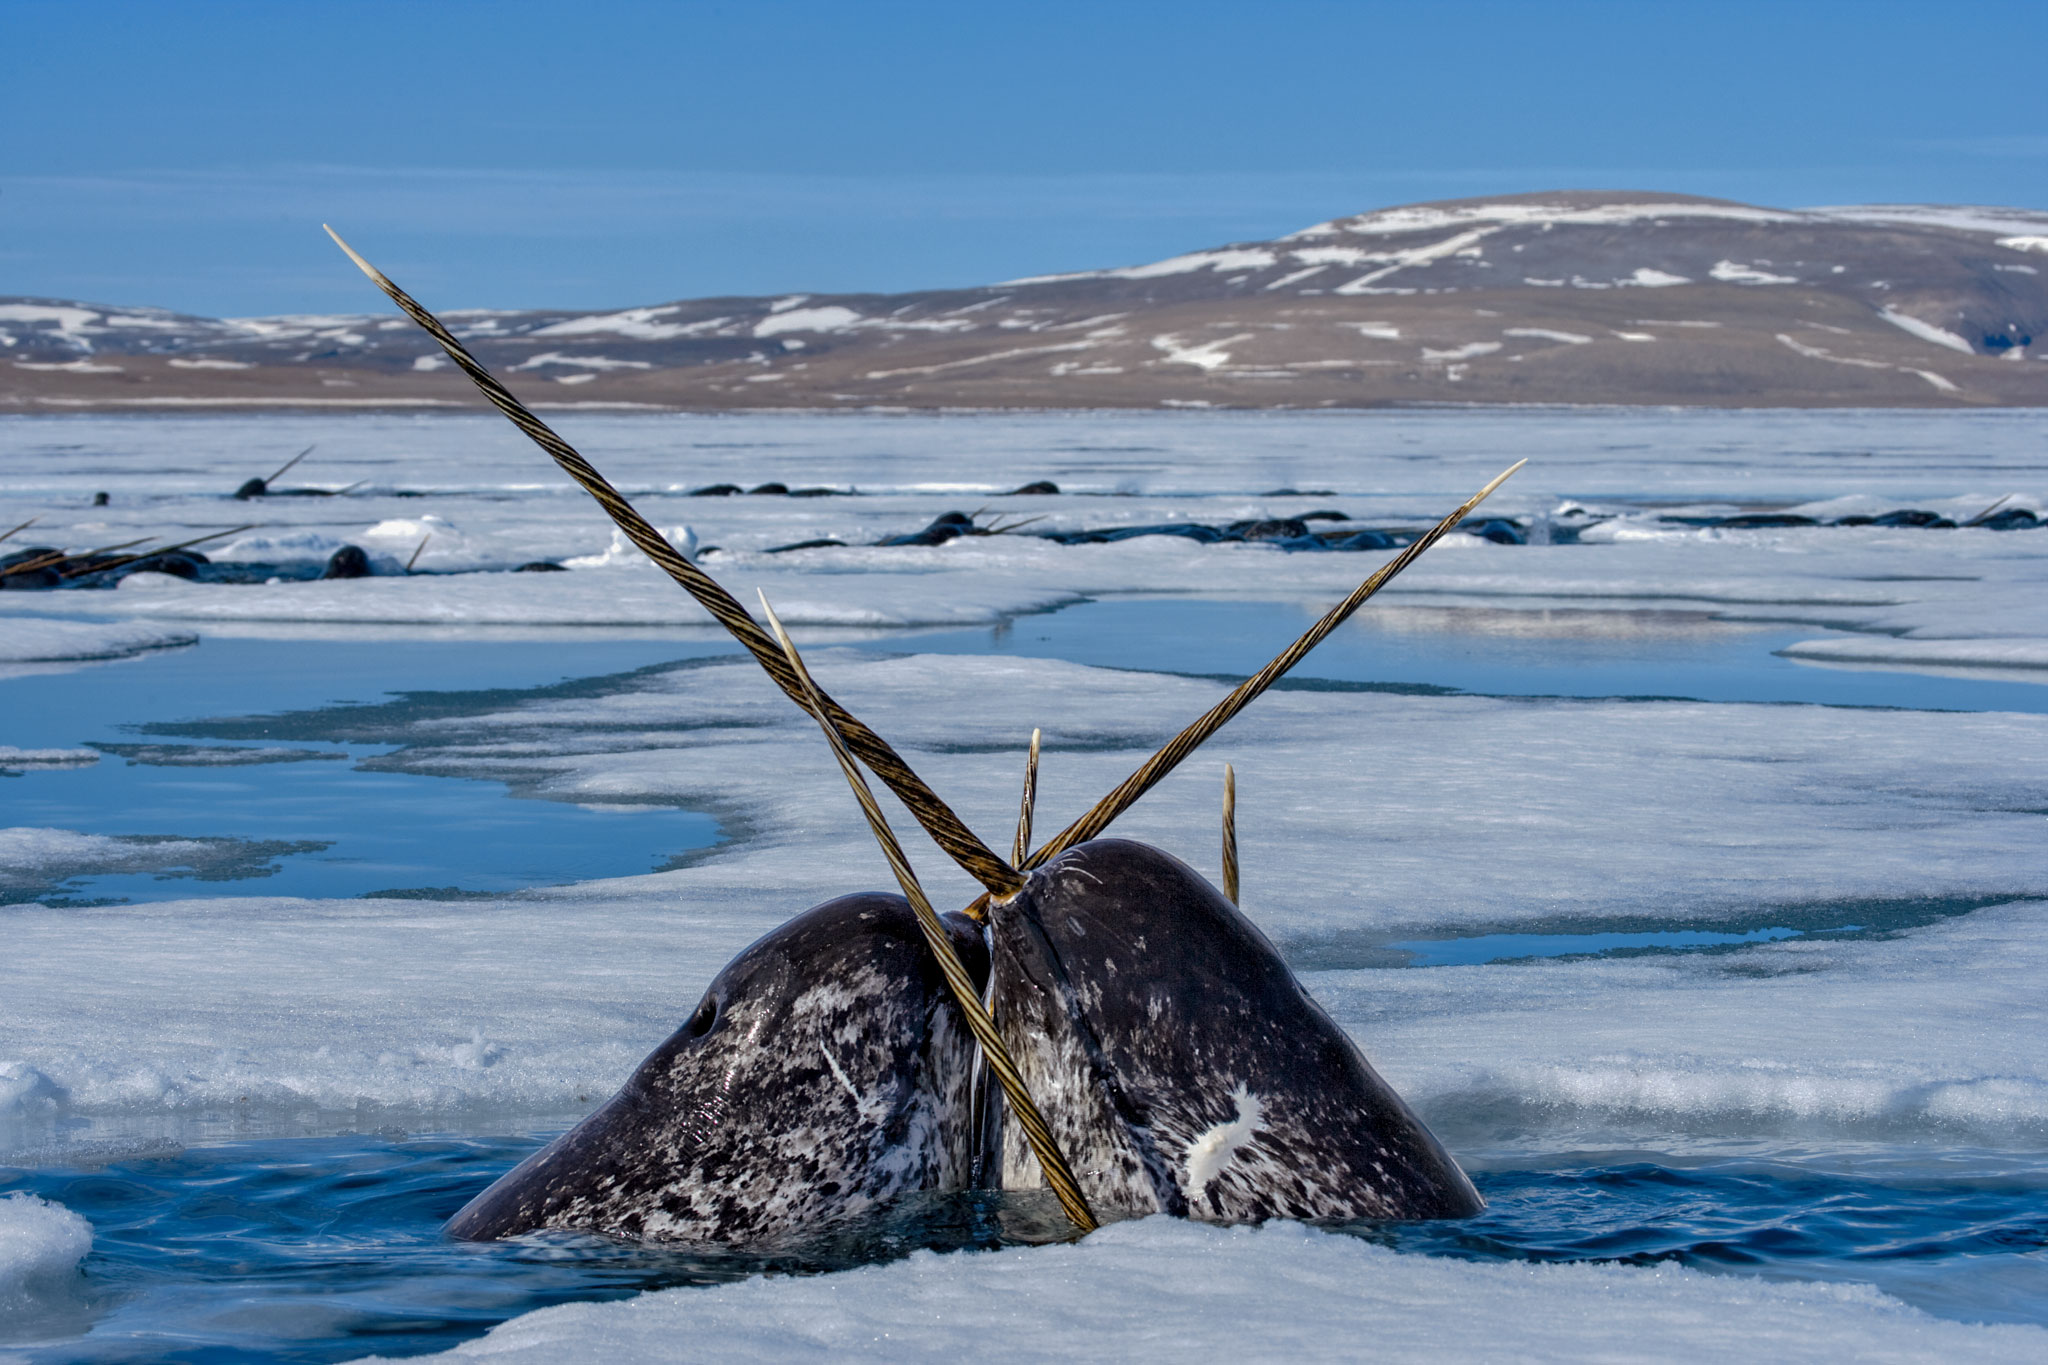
[0,1191,92,1353]
[358,1216,2048,1364]
[0,747,97,771]
[3,650,2042,1146]
[3,408,2047,1351]
[4,412,2042,683]
[0,617,196,664]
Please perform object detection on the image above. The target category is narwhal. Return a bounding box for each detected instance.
[330,227,1505,1241]
[445,893,992,1243]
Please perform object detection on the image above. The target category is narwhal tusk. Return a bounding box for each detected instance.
[1222,762,1238,906]
[325,225,1024,899]
[1014,728,1041,866]
[2,535,153,579]
[1963,493,2015,527]
[1024,460,1525,869]
[757,593,1097,1234]
[264,444,315,487]
[54,524,258,581]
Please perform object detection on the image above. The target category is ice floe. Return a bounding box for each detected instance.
[0,747,96,772]
[361,1216,2047,1364]
[0,1191,92,1322]
[0,617,196,664]
[1776,636,2048,671]
[0,827,325,902]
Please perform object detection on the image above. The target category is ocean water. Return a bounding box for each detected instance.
[5,1132,2044,1362]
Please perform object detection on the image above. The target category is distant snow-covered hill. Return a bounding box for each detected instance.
[6,191,2046,410]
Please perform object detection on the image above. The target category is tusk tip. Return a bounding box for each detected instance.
[755,590,790,645]
[322,224,385,285]
[1466,458,1528,510]
[1483,458,1527,489]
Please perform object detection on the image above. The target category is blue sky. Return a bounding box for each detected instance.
[5,0,2044,316]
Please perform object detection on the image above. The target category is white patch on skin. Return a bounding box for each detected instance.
[1059,862,1104,890]
[1183,1083,1265,1204]
[819,1043,860,1104]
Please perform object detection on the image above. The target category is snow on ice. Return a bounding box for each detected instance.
[0,617,196,666]
[0,1192,92,1321]
[363,1217,2047,1364]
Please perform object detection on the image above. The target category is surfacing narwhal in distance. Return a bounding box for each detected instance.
[327,226,1508,1244]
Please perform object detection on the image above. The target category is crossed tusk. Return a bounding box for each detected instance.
[758,593,1096,1233]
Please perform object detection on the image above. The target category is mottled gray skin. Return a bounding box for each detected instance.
[447,894,987,1245]
[987,838,1482,1223]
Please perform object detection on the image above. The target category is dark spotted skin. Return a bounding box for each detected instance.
[987,839,1482,1223]
[446,894,988,1245]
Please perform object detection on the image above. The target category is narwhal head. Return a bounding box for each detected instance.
[445,895,987,1244]
[987,838,1483,1224]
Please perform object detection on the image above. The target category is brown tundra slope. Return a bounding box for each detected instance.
[5,191,2046,411]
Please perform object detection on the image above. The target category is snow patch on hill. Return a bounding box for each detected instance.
[1815,205,2048,237]
[529,307,709,341]
[1291,199,1804,240]
[1006,248,1281,287]
[1880,308,1977,354]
